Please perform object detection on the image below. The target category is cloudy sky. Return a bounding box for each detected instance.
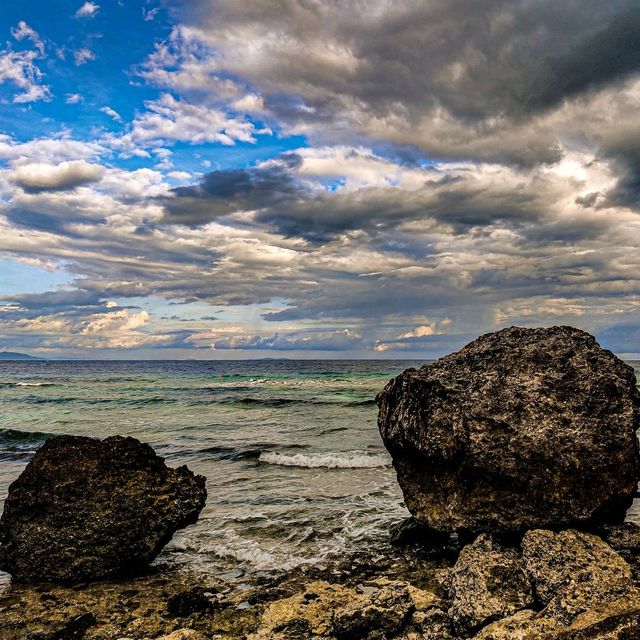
[0,0,639,359]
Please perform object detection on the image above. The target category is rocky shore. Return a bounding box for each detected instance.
[0,325,639,639]
[2,521,640,639]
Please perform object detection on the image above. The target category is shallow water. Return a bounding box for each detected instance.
[0,359,422,585]
[0,359,638,587]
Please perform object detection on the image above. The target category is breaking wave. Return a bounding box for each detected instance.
[258,451,391,469]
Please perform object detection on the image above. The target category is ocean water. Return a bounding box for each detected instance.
[0,359,422,585]
[0,359,639,587]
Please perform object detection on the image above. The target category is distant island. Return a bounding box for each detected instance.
[0,351,43,361]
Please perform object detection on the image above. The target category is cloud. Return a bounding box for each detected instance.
[73,48,95,66]
[156,1,640,166]
[74,2,99,19]
[0,49,51,103]
[10,161,105,192]
[100,106,122,122]
[210,328,362,351]
[66,93,83,104]
[11,21,45,55]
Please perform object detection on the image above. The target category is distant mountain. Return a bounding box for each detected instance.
[0,351,43,361]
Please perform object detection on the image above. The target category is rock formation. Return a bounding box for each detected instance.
[0,435,207,583]
[446,534,532,635]
[377,326,640,534]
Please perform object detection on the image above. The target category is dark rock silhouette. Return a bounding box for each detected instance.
[0,435,206,583]
[377,326,640,534]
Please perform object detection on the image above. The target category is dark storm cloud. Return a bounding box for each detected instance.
[166,0,640,165]
[164,156,548,241]
[0,289,114,317]
[162,154,304,225]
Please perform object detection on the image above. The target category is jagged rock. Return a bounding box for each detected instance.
[157,631,210,640]
[522,529,634,609]
[250,579,420,640]
[166,587,214,617]
[411,607,454,639]
[389,517,450,547]
[447,534,533,635]
[249,581,354,639]
[331,580,414,639]
[600,522,640,561]
[472,609,558,640]
[377,326,640,534]
[0,435,207,583]
[30,613,97,640]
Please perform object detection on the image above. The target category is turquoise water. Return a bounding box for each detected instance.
[0,360,422,584]
[0,359,638,585]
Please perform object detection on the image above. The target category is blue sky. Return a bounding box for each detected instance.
[0,1,639,358]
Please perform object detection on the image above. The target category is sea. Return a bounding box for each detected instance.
[0,359,639,587]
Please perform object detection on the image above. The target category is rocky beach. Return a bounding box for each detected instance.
[1,327,640,639]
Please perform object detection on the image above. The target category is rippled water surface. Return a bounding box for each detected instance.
[0,359,425,584]
[1,359,639,586]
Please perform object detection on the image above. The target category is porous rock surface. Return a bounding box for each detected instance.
[522,529,640,626]
[447,533,532,635]
[377,326,640,534]
[0,435,207,583]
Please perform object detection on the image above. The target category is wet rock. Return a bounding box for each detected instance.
[377,326,640,534]
[411,607,454,639]
[166,587,213,617]
[331,580,414,639]
[31,613,97,640]
[0,435,207,583]
[600,522,640,561]
[447,534,532,635]
[390,517,450,547]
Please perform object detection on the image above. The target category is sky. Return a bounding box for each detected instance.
[0,1,639,359]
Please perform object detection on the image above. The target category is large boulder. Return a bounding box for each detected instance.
[0,435,206,583]
[377,326,640,534]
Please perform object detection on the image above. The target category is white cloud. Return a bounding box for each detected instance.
[0,50,51,103]
[100,106,122,122]
[66,93,83,104]
[107,93,257,154]
[10,161,105,192]
[74,2,99,19]
[73,48,95,66]
[11,21,45,55]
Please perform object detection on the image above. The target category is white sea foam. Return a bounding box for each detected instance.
[258,450,391,469]
[0,381,55,387]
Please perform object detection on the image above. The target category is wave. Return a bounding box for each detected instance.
[201,443,308,461]
[213,396,376,408]
[0,428,55,459]
[0,381,56,387]
[258,451,391,469]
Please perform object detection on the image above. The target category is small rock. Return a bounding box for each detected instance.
[472,609,558,640]
[447,534,533,635]
[0,435,207,583]
[411,607,453,639]
[331,580,414,639]
[166,588,213,617]
[600,522,640,561]
[31,613,97,640]
[389,517,450,547]
[157,631,209,640]
[249,581,354,639]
